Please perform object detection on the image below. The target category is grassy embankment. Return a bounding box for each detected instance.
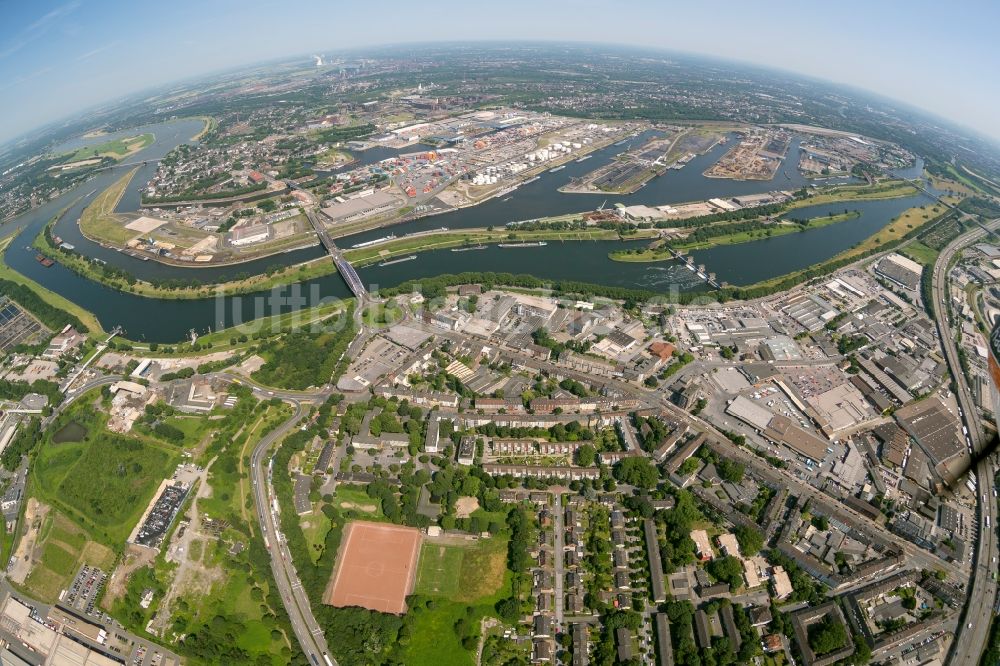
[739,195,961,292]
[405,537,511,665]
[610,211,862,262]
[9,221,351,353]
[608,180,921,264]
[0,236,106,336]
[784,179,919,209]
[78,168,138,245]
[344,226,657,266]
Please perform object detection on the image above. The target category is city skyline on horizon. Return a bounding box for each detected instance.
[1,0,999,146]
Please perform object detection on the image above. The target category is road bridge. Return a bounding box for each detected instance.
[305,209,367,298]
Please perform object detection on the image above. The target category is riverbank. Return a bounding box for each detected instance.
[344,226,659,266]
[189,116,215,142]
[610,209,864,262]
[120,297,350,354]
[724,196,961,297]
[78,168,139,245]
[37,217,339,300]
[787,179,917,208]
[0,236,107,337]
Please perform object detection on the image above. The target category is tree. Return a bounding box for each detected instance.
[716,458,744,483]
[807,615,847,656]
[707,555,743,591]
[613,457,659,489]
[495,597,520,624]
[576,444,596,467]
[733,525,764,556]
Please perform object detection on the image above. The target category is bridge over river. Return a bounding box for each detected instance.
[306,209,367,298]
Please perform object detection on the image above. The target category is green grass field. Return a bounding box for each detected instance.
[78,168,138,245]
[404,568,512,666]
[60,133,153,163]
[41,540,77,576]
[23,509,116,602]
[31,394,180,546]
[901,241,940,266]
[403,536,510,665]
[415,543,465,597]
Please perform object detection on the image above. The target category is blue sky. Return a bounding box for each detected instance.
[1,0,999,145]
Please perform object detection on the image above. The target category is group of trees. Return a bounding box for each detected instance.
[0,417,40,470]
[253,310,355,389]
[633,413,672,452]
[613,456,659,489]
[661,599,762,666]
[530,326,591,360]
[765,547,828,604]
[807,614,848,656]
[475,420,594,442]
[733,524,764,556]
[706,555,743,591]
[655,490,703,573]
[0,279,87,333]
[0,376,61,410]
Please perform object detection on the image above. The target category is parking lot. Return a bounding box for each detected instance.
[63,564,107,617]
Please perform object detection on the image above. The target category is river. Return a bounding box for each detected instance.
[1,119,929,341]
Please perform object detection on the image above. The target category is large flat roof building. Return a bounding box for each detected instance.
[322,190,399,223]
[763,414,829,462]
[875,253,923,290]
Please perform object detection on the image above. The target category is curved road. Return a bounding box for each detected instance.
[933,217,1000,665]
[249,398,336,666]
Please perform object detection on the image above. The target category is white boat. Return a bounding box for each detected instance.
[498,241,547,248]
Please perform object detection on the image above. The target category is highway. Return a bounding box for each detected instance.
[933,218,1000,665]
[249,398,337,666]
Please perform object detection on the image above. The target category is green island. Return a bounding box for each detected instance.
[344,225,658,266]
[610,210,863,261]
[726,196,964,299]
[57,133,154,166]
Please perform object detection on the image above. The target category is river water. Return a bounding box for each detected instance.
[1,120,930,341]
